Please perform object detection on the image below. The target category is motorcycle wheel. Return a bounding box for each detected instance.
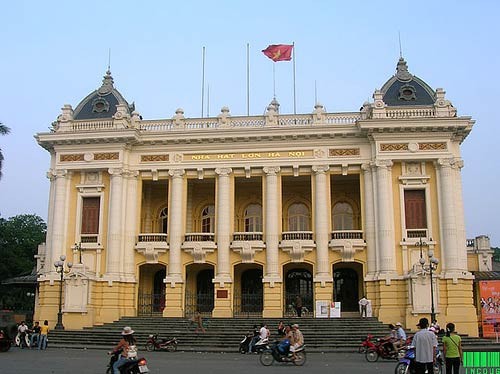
[395,362,409,374]
[166,343,177,352]
[293,351,306,366]
[239,346,246,354]
[145,342,155,352]
[365,349,379,362]
[358,345,366,354]
[259,351,274,366]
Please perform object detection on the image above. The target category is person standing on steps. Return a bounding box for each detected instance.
[295,295,303,317]
[358,295,369,318]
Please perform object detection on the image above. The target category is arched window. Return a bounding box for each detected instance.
[201,205,215,233]
[244,204,262,232]
[288,203,310,231]
[332,202,354,230]
[159,207,168,234]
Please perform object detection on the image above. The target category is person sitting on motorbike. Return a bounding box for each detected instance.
[109,326,137,374]
[30,321,41,349]
[393,322,407,351]
[382,324,397,354]
[290,324,304,361]
[17,321,29,349]
[247,324,260,354]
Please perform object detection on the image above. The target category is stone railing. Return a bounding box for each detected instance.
[184,233,215,242]
[137,233,168,242]
[386,107,436,119]
[232,232,264,241]
[330,230,364,240]
[281,231,314,241]
[406,229,428,239]
[80,234,99,244]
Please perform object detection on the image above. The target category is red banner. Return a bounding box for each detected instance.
[262,44,293,62]
[479,280,500,338]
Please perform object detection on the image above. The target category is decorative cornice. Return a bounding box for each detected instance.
[329,148,360,157]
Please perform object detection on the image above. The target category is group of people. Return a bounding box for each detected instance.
[412,317,463,374]
[247,320,304,360]
[16,320,49,350]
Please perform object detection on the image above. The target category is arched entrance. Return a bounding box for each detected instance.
[185,264,214,317]
[283,263,314,317]
[138,264,166,316]
[333,262,363,312]
[234,264,263,317]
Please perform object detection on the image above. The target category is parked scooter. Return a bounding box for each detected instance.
[145,334,177,352]
[394,346,442,374]
[15,331,30,348]
[259,341,306,366]
[239,333,253,354]
[239,333,269,354]
[106,351,150,374]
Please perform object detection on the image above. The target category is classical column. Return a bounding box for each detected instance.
[165,169,185,285]
[312,165,331,283]
[49,169,70,274]
[214,168,233,285]
[105,168,124,278]
[123,170,139,281]
[375,160,396,275]
[362,163,377,278]
[452,159,468,271]
[262,166,281,284]
[437,158,459,273]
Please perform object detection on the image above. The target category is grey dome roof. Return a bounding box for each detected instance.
[381,58,435,106]
[73,70,134,120]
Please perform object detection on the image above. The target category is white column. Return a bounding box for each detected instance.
[375,160,396,275]
[165,169,184,284]
[105,168,124,278]
[49,169,70,274]
[312,165,331,284]
[452,159,469,271]
[362,163,377,278]
[263,166,281,284]
[437,158,460,273]
[123,170,139,281]
[214,168,233,285]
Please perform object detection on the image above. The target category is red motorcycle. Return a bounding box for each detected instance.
[365,337,407,362]
[145,334,178,352]
[358,334,376,353]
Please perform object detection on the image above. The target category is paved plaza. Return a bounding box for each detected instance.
[0,349,437,374]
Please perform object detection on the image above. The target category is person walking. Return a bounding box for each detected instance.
[442,322,463,374]
[412,317,438,374]
[295,295,303,317]
[358,296,369,318]
[38,320,49,350]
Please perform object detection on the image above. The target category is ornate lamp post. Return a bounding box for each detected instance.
[417,237,439,323]
[54,255,72,330]
[74,242,83,264]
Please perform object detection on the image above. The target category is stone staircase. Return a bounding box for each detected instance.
[48,317,499,352]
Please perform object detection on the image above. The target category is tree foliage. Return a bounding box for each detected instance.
[0,214,46,281]
[0,122,11,180]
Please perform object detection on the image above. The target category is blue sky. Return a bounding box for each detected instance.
[0,1,498,246]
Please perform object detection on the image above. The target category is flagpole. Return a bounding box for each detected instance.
[207,83,210,117]
[246,43,250,116]
[201,46,206,118]
[293,42,296,115]
[273,62,276,99]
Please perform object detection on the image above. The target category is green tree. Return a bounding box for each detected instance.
[0,214,46,282]
[0,122,11,179]
[493,247,500,262]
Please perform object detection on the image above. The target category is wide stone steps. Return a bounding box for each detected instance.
[48,317,499,352]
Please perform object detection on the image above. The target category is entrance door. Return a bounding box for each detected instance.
[284,268,313,317]
[196,269,214,314]
[234,268,263,317]
[138,265,166,316]
[333,268,359,311]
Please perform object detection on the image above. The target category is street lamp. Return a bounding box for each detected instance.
[54,255,72,330]
[416,237,439,323]
[74,242,83,264]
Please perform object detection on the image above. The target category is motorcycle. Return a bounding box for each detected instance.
[107,351,150,374]
[145,334,177,352]
[0,330,11,352]
[240,334,269,354]
[365,337,408,362]
[239,333,253,353]
[259,341,306,366]
[358,334,376,353]
[15,331,31,348]
[394,346,443,374]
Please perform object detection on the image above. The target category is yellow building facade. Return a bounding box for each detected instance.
[35,58,480,335]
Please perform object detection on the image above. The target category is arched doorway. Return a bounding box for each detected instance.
[284,264,314,317]
[138,264,166,316]
[185,264,214,317]
[234,265,263,317]
[333,263,362,312]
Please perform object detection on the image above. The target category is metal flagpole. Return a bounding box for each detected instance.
[201,46,206,118]
[293,42,296,115]
[207,84,210,117]
[247,43,250,116]
[273,62,276,98]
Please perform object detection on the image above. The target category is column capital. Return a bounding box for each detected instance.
[374,159,393,169]
[436,158,454,168]
[312,165,329,174]
[108,168,125,177]
[47,168,69,181]
[452,158,464,170]
[263,166,281,176]
[168,169,185,178]
[123,169,139,179]
[361,163,374,172]
[215,167,232,177]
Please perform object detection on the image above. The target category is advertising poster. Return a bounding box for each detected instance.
[330,302,341,318]
[479,280,500,338]
[315,300,330,318]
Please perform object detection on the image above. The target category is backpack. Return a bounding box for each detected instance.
[127,344,137,358]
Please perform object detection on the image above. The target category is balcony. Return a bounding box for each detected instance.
[184,233,215,242]
[80,234,99,244]
[330,230,364,240]
[406,229,428,239]
[329,230,366,262]
[135,233,168,264]
[182,233,216,263]
[281,231,314,241]
[280,231,315,262]
[231,232,265,263]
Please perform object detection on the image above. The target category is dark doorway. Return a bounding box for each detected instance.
[138,264,166,316]
[333,267,359,311]
[284,267,313,317]
[234,268,263,317]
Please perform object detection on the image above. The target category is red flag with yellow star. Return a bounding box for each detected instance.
[262,44,293,62]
